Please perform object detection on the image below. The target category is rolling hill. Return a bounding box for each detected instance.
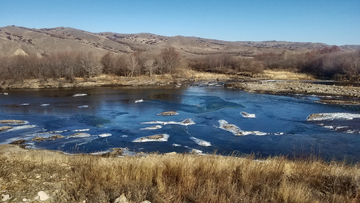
[0,25,359,58]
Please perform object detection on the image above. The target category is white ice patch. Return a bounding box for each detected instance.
[73,94,87,97]
[68,133,91,138]
[172,143,181,147]
[133,134,169,142]
[121,135,128,138]
[141,118,195,126]
[335,126,348,130]
[78,105,89,108]
[185,146,203,155]
[240,111,256,118]
[7,125,36,132]
[98,133,112,138]
[218,120,267,136]
[324,126,334,129]
[307,113,360,121]
[40,104,50,107]
[90,150,111,155]
[190,137,211,147]
[134,99,144,103]
[139,125,162,130]
[20,103,29,106]
[3,93,8,95]
[73,129,90,132]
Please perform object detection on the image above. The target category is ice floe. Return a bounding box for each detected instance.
[172,143,181,147]
[98,133,112,138]
[140,125,162,130]
[218,120,267,136]
[134,99,144,103]
[72,94,87,97]
[307,113,360,121]
[73,129,90,132]
[40,104,50,107]
[133,134,169,142]
[190,137,211,147]
[78,105,89,108]
[68,133,91,138]
[3,93,8,95]
[7,125,36,132]
[240,111,256,118]
[20,103,29,106]
[121,135,128,138]
[184,146,203,155]
[157,111,179,116]
[141,118,195,126]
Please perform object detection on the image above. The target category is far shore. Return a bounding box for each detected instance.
[1,70,360,105]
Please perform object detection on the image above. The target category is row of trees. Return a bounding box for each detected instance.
[0,45,359,82]
[255,46,360,81]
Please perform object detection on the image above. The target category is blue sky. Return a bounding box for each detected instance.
[1,0,359,45]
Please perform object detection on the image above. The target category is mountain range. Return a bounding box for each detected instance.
[0,25,359,58]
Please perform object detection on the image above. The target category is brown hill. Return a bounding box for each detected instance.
[0,25,359,58]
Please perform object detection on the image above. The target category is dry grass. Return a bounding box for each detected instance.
[1,145,360,203]
[261,70,314,80]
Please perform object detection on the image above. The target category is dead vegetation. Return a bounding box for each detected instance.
[0,145,359,203]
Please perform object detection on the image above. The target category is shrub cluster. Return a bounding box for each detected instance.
[255,46,360,81]
[188,54,264,75]
[0,51,101,82]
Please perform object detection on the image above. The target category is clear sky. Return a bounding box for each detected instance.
[1,0,359,45]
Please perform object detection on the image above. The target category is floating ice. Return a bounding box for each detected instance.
[141,118,195,126]
[121,135,128,138]
[73,94,87,97]
[78,105,89,108]
[140,125,162,130]
[40,104,50,107]
[185,146,203,155]
[68,133,91,138]
[135,99,144,103]
[3,93,8,95]
[240,111,256,118]
[7,125,36,132]
[218,120,267,136]
[172,143,181,147]
[74,129,90,132]
[98,133,112,138]
[20,103,29,106]
[133,134,169,142]
[307,113,360,121]
[190,137,211,147]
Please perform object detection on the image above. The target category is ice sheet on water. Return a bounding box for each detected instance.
[307,113,360,121]
[7,125,36,132]
[72,94,87,97]
[98,133,112,138]
[240,111,256,118]
[68,133,91,138]
[133,134,169,142]
[141,118,195,126]
[218,120,268,136]
[139,125,162,130]
[190,137,211,147]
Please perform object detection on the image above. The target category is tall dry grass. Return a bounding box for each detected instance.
[0,145,360,203]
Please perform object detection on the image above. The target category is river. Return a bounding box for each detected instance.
[1,86,360,162]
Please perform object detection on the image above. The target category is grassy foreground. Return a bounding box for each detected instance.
[1,145,360,203]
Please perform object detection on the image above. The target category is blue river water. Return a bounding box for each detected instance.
[1,86,360,162]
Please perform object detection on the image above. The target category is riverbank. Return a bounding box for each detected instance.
[1,144,359,203]
[0,70,231,90]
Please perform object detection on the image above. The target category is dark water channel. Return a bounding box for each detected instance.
[1,86,360,162]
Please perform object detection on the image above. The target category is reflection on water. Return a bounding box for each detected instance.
[1,86,360,162]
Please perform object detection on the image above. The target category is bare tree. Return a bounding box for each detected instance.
[160,47,180,74]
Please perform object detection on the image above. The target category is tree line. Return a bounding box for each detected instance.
[0,46,359,82]
[255,46,360,81]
